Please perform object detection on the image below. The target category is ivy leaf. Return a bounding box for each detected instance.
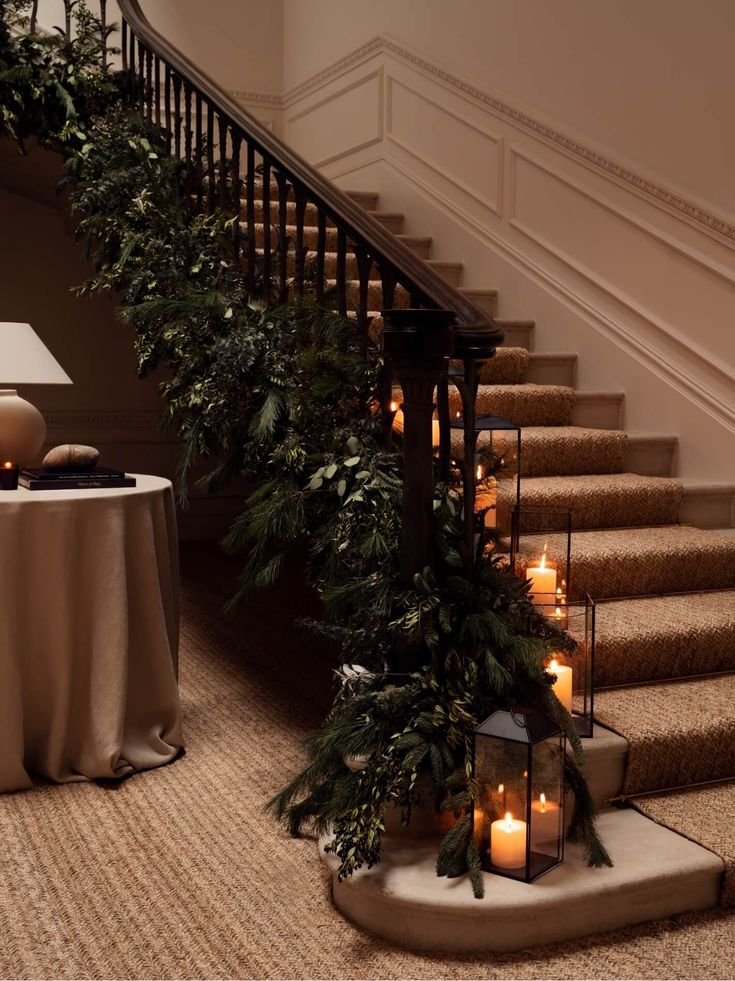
[337,479,347,497]
[344,456,360,467]
[325,463,338,479]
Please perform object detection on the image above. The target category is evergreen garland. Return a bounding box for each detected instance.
[0,1,612,899]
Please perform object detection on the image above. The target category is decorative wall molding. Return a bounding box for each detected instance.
[283,34,735,248]
[230,90,283,108]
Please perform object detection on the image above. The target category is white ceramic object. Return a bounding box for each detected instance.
[0,390,46,466]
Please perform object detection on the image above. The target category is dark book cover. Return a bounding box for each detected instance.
[22,466,126,481]
[20,474,137,491]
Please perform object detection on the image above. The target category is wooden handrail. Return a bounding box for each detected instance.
[117,0,503,344]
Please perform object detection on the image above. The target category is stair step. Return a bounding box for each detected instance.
[249,199,405,234]
[366,210,405,234]
[450,384,576,427]
[523,525,735,599]
[624,432,677,477]
[494,318,534,350]
[679,480,735,529]
[320,808,721,952]
[506,473,684,530]
[571,391,624,430]
[477,347,529,385]
[458,426,627,478]
[594,589,735,688]
[594,675,735,796]
[345,190,379,210]
[525,352,577,387]
[396,234,433,259]
[459,288,499,319]
[250,223,432,260]
[634,783,735,908]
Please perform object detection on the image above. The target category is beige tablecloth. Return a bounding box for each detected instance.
[0,475,184,792]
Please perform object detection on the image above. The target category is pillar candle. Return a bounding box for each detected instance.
[526,552,557,606]
[548,658,573,713]
[490,811,527,869]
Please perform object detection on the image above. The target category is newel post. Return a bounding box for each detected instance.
[382,309,456,586]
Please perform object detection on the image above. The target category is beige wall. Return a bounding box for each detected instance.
[282,0,735,221]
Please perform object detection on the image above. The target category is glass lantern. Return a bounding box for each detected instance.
[536,596,596,738]
[473,708,566,882]
[450,413,522,536]
[510,505,573,608]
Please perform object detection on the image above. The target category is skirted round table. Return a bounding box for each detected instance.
[0,474,184,792]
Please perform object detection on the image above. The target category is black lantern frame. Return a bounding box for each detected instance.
[510,505,573,608]
[473,708,566,882]
[536,595,596,738]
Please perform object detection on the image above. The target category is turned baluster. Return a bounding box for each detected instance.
[293,185,307,298]
[315,210,326,305]
[261,158,272,298]
[246,142,256,295]
[276,171,289,303]
[336,228,347,317]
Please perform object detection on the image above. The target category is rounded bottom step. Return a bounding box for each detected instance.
[320,809,721,953]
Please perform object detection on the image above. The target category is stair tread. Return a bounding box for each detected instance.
[595,589,735,687]
[508,473,683,529]
[594,675,735,795]
[521,524,735,598]
[469,425,628,477]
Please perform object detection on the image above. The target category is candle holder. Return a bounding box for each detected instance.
[473,707,566,882]
[535,596,596,738]
[0,461,19,490]
[449,413,521,536]
[510,505,573,607]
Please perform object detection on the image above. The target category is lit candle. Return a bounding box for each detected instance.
[490,811,527,869]
[531,791,561,846]
[526,547,557,606]
[548,658,573,713]
[432,419,440,447]
[389,400,398,413]
[0,461,19,490]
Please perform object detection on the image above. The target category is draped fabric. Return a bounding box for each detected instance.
[0,475,184,792]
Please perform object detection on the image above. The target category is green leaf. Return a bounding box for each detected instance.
[337,479,347,497]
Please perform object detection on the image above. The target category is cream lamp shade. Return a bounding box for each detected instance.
[0,322,72,466]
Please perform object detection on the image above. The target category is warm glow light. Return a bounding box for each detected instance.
[389,400,398,413]
[538,545,548,570]
[3,461,14,469]
[455,410,460,419]
[549,659,559,672]
[555,606,562,620]
[504,811,514,831]
[476,465,482,481]
[540,792,547,814]
[498,783,504,793]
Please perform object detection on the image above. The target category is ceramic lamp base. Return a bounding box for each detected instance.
[0,389,46,466]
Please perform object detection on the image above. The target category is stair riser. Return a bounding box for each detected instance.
[679,490,735,529]
[525,354,576,387]
[248,201,404,233]
[459,289,498,319]
[571,394,624,430]
[497,323,532,349]
[624,437,676,477]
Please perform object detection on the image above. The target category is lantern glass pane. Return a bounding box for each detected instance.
[511,505,573,606]
[536,597,595,738]
[528,735,565,876]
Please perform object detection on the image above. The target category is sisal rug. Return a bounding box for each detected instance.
[594,675,735,795]
[498,472,684,530]
[477,347,529,385]
[594,590,735,687]
[0,543,733,980]
[634,783,735,908]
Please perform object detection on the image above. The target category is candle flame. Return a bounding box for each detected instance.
[476,465,482,481]
[555,606,562,619]
[3,461,13,469]
[539,543,548,570]
[540,792,547,814]
[389,400,398,413]
[549,659,559,672]
[455,410,460,419]
[498,783,504,794]
[504,811,513,831]
[556,586,562,596]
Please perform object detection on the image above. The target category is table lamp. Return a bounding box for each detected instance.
[0,322,72,466]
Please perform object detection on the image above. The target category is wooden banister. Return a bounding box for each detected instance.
[117,0,503,346]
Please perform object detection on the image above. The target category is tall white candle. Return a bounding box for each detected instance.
[549,658,573,713]
[526,550,557,606]
[490,811,527,869]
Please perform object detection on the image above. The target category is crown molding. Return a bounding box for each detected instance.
[282,34,735,248]
[230,90,283,108]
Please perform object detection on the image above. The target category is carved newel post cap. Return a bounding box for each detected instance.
[454,323,503,360]
[381,308,456,362]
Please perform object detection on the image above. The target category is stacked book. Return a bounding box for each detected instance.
[19,467,136,490]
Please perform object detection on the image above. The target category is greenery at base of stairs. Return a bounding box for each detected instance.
[0,0,611,897]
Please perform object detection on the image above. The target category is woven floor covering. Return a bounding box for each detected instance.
[595,676,735,795]
[594,590,735,687]
[634,783,735,909]
[1,546,733,981]
[449,384,576,427]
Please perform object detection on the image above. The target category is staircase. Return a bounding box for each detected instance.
[118,0,735,953]
[295,183,735,950]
